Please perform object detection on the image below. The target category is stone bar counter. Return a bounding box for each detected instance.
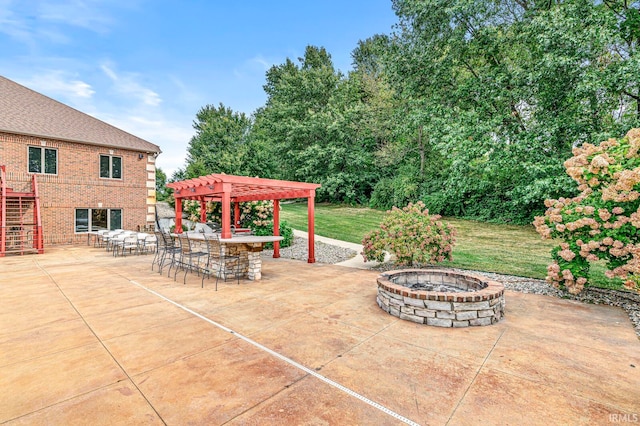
[178,232,283,280]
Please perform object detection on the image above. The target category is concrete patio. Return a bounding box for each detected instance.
[1,246,638,425]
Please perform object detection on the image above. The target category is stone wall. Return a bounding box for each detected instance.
[187,237,264,280]
[377,269,505,327]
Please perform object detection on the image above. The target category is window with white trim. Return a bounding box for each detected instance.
[100,155,122,179]
[75,208,122,233]
[28,146,57,174]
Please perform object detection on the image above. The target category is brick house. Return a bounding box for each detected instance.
[0,75,161,250]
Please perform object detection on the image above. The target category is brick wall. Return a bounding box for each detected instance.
[1,131,157,246]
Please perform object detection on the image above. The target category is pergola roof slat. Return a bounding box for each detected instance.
[167,173,320,201]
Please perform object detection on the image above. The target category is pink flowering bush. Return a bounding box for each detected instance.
[183,199,274,228]
[534,128,640,294]
[362,201,456,266]
[183,199,293,247]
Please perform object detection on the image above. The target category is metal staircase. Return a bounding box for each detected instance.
[0,165,44,256]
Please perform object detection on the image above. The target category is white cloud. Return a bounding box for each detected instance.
[18,70,95,99]
[101,63,162,106]
[0,0,125,47]
[0,1,36,45]
[36,0,115,33]
[101,63,162,107]
[233,54,275,80]
[250,55,272,71]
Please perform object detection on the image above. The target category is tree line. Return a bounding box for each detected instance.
[165,0,640,225]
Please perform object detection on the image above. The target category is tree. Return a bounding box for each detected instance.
[184,103,251,177]
[255,45,385,203]
[385,0,640,223]
[155,167,170,201]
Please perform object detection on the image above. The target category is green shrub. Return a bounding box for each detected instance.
[534,128,640,294]
[251,220,294,249]
[369,176,420,210]
[170,224,189,233]
[362,201,456,266]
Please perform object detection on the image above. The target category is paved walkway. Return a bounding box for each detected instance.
[293,229,389,268]
[1,246,639,425]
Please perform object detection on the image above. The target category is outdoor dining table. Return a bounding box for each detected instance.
[174,232,283,280]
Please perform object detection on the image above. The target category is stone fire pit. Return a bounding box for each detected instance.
[377,269,505,327]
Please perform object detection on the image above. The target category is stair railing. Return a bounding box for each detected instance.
[1,165,6,256]
[31,174,44,253]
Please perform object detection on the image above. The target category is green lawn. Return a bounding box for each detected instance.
[281,201,624,290]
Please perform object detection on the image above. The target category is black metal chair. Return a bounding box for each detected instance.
[201,233,241,290]
[152,231,180,275]
[175,233,209,284]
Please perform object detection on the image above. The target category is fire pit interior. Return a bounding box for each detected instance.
[377,269,504,327]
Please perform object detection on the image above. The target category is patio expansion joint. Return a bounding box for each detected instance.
[128,279,422,426]
[318,317,401,370]
[224,373,311,424]
[32,259,168,425]
[445,327,507,425]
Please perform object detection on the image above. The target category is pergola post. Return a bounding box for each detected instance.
[175,198,183,233]
[234,202,240,226]
[273,199,280,258]
[307,191,315,263]
[221,183,232,238]
[199,199,207,223]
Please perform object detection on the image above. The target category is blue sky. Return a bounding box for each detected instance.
[0,0,399,176]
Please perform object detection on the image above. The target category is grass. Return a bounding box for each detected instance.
[281,201,626,291]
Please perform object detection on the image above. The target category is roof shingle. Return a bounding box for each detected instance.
[0,75,161,153]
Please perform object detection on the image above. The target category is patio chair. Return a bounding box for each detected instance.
[151,231,164,270]
[94,229,109,248]
[103,230,122,252]
[201,233,241,290]
[140,234,157,255]
[116,234,139,256]
[153,231,180,275]
[108,232,128,255]
[173,234,208,284]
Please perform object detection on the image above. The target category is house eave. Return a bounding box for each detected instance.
[0,128,162,154]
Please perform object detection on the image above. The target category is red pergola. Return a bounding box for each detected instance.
[167,174,321,263]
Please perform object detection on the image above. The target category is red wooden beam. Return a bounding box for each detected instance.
[220,183,232,239]
[234,202,240,226]
[307,191,315,263]
[233,189,314,203]
[175,198,183,233]
[273,199,280,258]
[199,200,207,223]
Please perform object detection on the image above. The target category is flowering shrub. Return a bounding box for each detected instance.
[251,220,294,249]
[362,201,456,266]
[182,199,293,247]
[533,128,640,294]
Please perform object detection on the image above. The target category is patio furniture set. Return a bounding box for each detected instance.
[152,229,284,289]
[152,231,242,290]
[89,229,158,257]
